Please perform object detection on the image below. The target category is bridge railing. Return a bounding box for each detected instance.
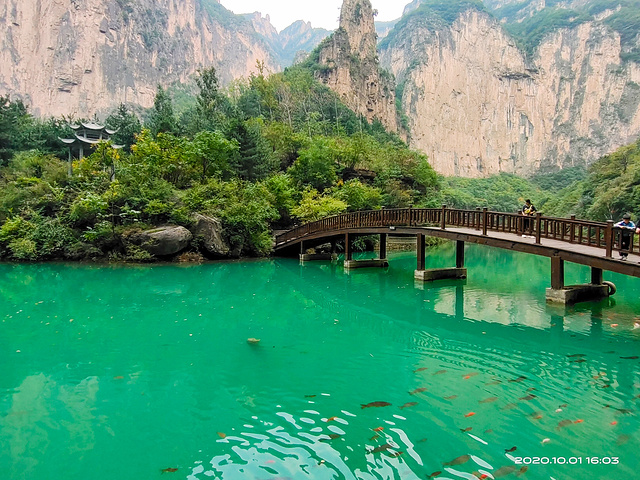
[275,207,635,258]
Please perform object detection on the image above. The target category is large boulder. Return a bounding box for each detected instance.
[131,226,193,256]
[193,214,230,257]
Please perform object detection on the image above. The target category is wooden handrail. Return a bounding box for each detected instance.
[275,208,632,256]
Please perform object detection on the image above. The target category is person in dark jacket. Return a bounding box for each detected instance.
[615,213,636,260]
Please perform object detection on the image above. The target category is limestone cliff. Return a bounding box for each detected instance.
[314,0,399,133]
[0,0,280,117]
[380,8,640,177]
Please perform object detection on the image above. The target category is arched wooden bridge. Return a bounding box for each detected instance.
[275,207,640,304]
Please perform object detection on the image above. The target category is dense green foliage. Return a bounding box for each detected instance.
[443,173,545,213]
[540,138,640,221]
[0,67,442,261]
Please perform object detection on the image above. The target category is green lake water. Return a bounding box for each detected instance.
[1,243,639,480]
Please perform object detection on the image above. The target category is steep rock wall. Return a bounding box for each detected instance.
[0,0,279,117]
[315,0,399,133]
[380,9,640,177]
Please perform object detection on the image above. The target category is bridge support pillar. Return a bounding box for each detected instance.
[343,232,389,269]
[546,258,613,304]
[591,267,603,285]
[415,268,467,282]
[415,237,467,282]
[417,233,425,271]
[300,253,333,261]
[379,234,387,260]
[456,241,465,268]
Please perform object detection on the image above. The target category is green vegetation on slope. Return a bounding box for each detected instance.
[0,65,441,262]
[540,138,640,220]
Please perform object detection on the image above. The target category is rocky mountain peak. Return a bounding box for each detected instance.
[313,0,401,135]
[339,0,377,57]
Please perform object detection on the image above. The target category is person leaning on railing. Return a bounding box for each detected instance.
[615,213,636,261]
[521,199,537,238]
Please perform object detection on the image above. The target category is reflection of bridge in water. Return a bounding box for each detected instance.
[275,207,640,304]
[275,257,638,398]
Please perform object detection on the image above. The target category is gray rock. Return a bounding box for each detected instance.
[133,226,193,256]
[193,214,230,257]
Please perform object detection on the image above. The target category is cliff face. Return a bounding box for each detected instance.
[315,0,399,133]
[0,0,279,117]
[380,9,640,177]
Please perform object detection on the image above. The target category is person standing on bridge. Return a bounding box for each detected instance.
[521,199,537,238]
[615,213,636,261]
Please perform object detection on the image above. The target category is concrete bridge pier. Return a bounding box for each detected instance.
[344,233,389,269]
[415,236,467,282]
[299,239,335,262]
[545,257,614,304]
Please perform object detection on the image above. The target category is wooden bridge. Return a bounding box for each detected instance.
[274,207,640,304]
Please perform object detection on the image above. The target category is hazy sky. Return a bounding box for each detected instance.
[218,0,409,32]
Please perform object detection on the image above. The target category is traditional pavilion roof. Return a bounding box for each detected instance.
[59,122,123,149]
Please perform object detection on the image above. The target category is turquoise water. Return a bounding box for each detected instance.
[1,243,639,480]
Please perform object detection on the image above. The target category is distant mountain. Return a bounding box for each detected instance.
[243,14,332,67]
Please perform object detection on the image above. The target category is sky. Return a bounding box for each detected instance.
[218,0,409,32]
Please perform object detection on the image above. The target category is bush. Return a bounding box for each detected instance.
[7,238,37,260]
